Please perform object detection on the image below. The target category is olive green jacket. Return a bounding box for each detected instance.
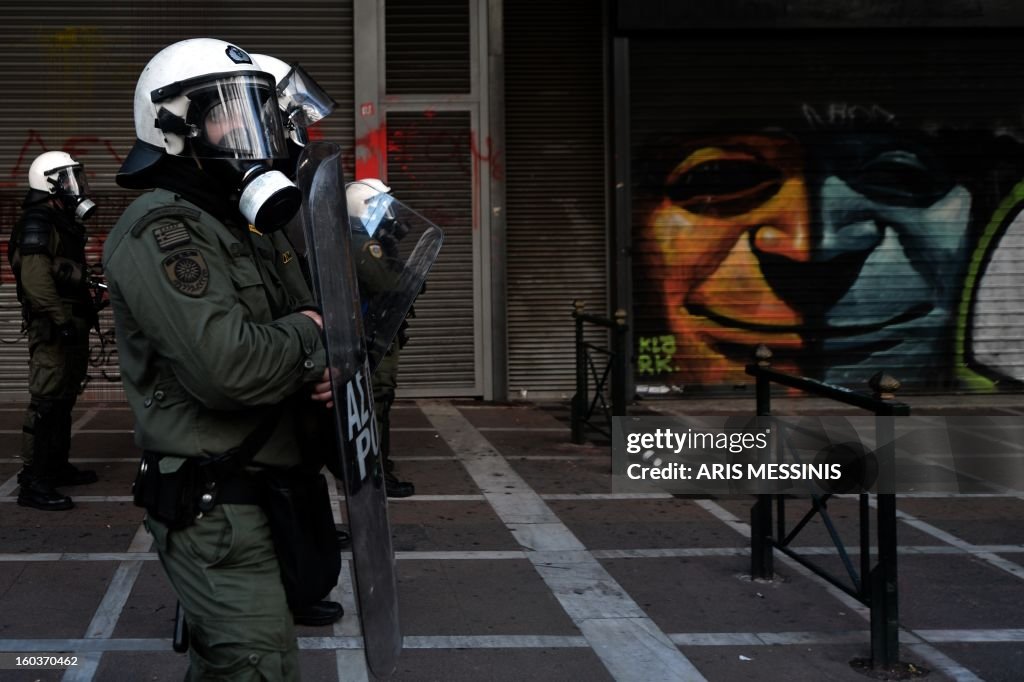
[13,205,91,327]
[103,189,326,468]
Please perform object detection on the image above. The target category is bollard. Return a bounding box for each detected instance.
[870,371,901,667]
[571,300,586,444]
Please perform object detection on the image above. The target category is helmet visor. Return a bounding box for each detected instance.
[47,164,90,199]
[351,192,397,237]
[277,64,337,128]
[186,74,289,159]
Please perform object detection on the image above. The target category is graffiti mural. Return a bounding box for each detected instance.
[631,36,1024,393]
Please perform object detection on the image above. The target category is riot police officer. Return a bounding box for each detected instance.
[346,179,415,498]
[255,54,414,498]
[104,39,336,679]
[8,151,99,511]
[251,52,347,629]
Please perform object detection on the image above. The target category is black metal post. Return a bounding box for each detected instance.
[571,300,586,444]
[750,345,775,579]
[611,308,627,418]
[871,407,899,667]
[859,493,871,600]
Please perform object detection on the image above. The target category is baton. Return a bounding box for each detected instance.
[172,601,189,653]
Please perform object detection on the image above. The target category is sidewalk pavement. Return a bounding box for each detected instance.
[0,395,1022,681]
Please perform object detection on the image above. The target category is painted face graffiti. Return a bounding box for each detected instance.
[643,129,974,387]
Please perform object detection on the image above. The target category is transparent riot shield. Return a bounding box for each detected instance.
[299,142,401,677]
[347,179,444,373]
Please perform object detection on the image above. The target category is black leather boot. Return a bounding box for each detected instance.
[17,475,73,511]
[293,600,344,626]
[52,399,97,486]
[18,401,74,511]
[385,471,415,498]
[379,402,414,497]
[336,526,352,549]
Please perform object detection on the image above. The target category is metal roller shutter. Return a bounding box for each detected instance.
[629,33,1024,393]
[385,111,477,390]
[379,0,479,394]
[504,0,608,397]
[0,1,354,402]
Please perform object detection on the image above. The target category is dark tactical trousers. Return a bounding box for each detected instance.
[21,316,90,478]
[373,347,399,464]
[147,505,299,681]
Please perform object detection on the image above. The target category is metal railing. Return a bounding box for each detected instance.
[570,300,628,443]
[746,345,909,669]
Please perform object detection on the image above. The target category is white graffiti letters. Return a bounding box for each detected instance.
[345,369,379,482]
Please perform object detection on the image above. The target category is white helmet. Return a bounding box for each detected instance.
[28,151,96,220]
[119,38,289,183]
[346,178,394,236]
[252,53,336,146]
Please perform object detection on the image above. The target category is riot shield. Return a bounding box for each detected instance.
[299,142,401,677]
[347,180,444,373]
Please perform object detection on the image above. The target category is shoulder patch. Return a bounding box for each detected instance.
[130,206,201,237]
[152,221,192,251]
[366,242,384,259]
[162,249,210,297]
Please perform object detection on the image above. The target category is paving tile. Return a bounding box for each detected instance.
[456,405,566,430]
[93,651,188,681]
[898,554,1024,629]
[68,433,138,460]
[297,651,343,680]
[0,437,22,460]
[390,404,435,429]
[0,502,143,553]
[1,670,65,682]
[600,556,864,634]
[112,562,177,639]
[77,407,135,431]
[549,498,746,549]
[390,647,614,681]
[482,428,606,460]
[389,429,455,460]
[387,501,519,551]
[0,561,116,638]
[712,496,946,547]
[49,460,137,498]
[385,459,478,496]
[897,497,1024,546]
[3,399,1024,681]
[504,457,612,495]
[933,642,1024,682]
[396,559,580,636]
[681,643,951,682]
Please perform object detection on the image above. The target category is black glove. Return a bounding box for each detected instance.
[378,233,401,260]
[54,321,76,345]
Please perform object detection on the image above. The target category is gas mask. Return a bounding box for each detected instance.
[152,71,301,231]
[28,152,97,221]
[202,158,301,231]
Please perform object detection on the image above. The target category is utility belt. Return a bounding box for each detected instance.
[133,441,341,609]
[132,450,266,529]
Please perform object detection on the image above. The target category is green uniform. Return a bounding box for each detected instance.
[9,199,94,484]
[352,232,405,472]
[103,188,326,680]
